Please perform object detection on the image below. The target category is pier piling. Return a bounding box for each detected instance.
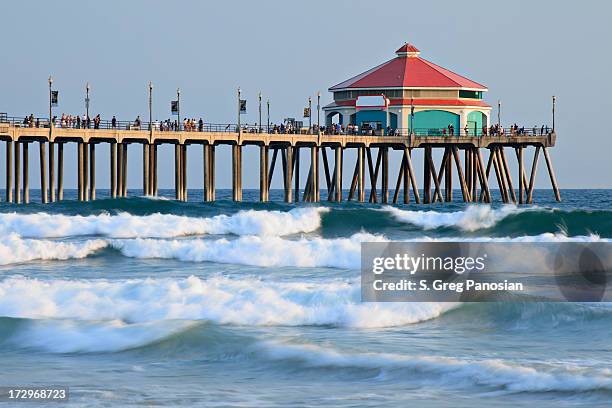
[49,142,55,202]
[110,143,116,199]
[89,143,96,201]
[23,142,29,204]
[57,143,64,201]
[5,141,12,203]
[39,141,47,203]
[14,142,20,204]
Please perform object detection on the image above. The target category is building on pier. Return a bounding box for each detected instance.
[324,43,491,135]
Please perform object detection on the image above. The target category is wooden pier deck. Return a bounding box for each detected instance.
[0,122,559,205]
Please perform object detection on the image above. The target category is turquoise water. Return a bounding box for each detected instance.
[0,189,611,407]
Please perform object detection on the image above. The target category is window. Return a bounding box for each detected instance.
[459,90,482,99]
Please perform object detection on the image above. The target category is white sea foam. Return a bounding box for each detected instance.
[110,232,385,269]
[0,275,456,329]
[0,231,605,268]
[255,341,612,393]
[0,207,328,238]
[0,234,107,265]
[384,205,527,231]
[110,232,606,268]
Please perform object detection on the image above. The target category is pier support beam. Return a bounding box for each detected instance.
[335,146,343,202]
[5,141,12,203]
[232,144,242,202]
[77,142,83,201]
[294,147,300,202]
[110,143,117,199]
[542,147,561,202]
[181,144,187,201]
[312,145,319,202]
[143,143,150,196]
[357,146,365,202]
[89,144,96,200]
[451,146,470,202]
[174,144,181,200]
[121,143,128,198]
[321,147,331,200]
[492,148,508,203]
[517,146,525,204]
[444,147,452,202]
[14,142,20,204]
[203,144,215,202]
[152,144,158,196]
[39,141,47,203]
[285,145,293,203]
[23,142,29,204]
[527,146,540,204]
[209,145,215,201]
[381,147,389,203]
[404,148,420,204]
[423,146,432,204]
[57,143,64,201]
[366,148,379,203]
[49,142,55,202]
[83,142,89,202]
[259,144,268,202]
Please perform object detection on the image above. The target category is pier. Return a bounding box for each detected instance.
[0,118,560,205]
[0,43,562,205]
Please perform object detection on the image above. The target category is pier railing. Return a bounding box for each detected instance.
[3,115,552,139]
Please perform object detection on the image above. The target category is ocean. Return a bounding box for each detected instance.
[0,189,611,407]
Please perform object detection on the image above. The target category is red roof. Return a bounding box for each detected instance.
[330,44,487,91]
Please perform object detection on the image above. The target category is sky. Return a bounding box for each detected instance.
[1,0,611,190]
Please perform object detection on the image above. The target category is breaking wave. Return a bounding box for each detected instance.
[254,341,612,393]
[384,205,528,231]
[0,234,107,265]
[0,231,606,268]
[0,275,456,329]
[0,207,328,238]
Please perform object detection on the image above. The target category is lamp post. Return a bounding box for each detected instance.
[497,100,501,128]
[552,95,556,131]
[267,99,270,133]
[85,82,90,120]
[177,88,181,131]
[316,91,320,133]
[48,76,53,128]
[148,82,153,132]
[308,96,312,133]
[258,92,262,133]
[237,87,241,133]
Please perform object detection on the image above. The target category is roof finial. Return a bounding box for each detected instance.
[396,43,420,58]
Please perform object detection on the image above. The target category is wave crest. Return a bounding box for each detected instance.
[0,275,455,328]
[384,205,526,231]
[0,207,328,238]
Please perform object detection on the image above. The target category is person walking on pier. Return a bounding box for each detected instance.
[112,116,117,129]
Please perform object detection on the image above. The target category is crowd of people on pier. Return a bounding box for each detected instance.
[15,114,552,138]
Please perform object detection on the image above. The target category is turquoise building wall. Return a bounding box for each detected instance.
[355,110,397,129]
[355,110,385,129]
[467,111,485,136]
[411,110,460,135]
